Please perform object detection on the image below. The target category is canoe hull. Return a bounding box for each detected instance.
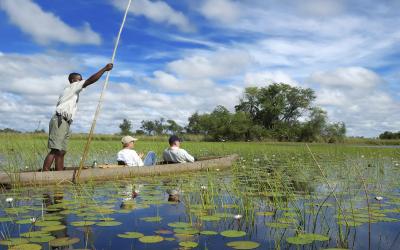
[0,154,238,186]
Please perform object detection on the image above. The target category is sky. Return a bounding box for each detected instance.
[0,0,399,137]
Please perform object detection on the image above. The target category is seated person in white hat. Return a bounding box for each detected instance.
[117,136,156,166]
[163,135,195,163]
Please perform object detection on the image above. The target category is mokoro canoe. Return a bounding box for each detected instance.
[0,154,238,187]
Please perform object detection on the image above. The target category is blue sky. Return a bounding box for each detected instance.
[0,0,399,137]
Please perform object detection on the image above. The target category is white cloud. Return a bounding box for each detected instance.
[244,71,299,87]
[112,0,194,32]
[310,67,400,137]
[199,0,240,23]
[310,67,382,89]
[0,0,101,45]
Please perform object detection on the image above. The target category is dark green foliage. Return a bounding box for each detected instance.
[379,131,400,139]
[119,119,132,135]
[190,83,345,142]
[0,128,21,133]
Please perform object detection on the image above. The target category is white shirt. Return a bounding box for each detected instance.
[117,148,144,167]
[55,80,85,121]
[163,147,195,163]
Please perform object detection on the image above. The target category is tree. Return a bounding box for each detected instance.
[299,107,327,142]
[140,120,156,135]
[119,119,132,135]
[236,83,315,130]
[379,131,400,139]
[165,119,183,134]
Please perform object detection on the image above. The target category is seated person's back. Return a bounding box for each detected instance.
[163,135,194,163]
[117,136,144,167]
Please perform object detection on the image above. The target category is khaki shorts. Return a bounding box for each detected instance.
[48,114,71,151]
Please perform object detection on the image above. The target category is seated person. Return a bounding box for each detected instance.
[163,135,195,163]
[117,136,156,166]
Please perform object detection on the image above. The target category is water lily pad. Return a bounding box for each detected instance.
[9,243,42,250]
[96,221,122,227]
[117,232,144,239]
[155,229,173,234]
[201,215,221,221]
[71,221,96,227]
[179,241,198,248]
[164,237,175,241]
[140,216,162,222]
[41,225,66,232]
[16,219,33,225]
[20,231,50,238]
[29,236,56,243]
[200,230,218,235]
[49,237,80,247]
[286,236,313,245]
[226,241,260,249]
[0,217,13,222]
[43,215,63,221]
[0,238,29,246]
[35,220,61,227]
[138,235,164,243]
[221,230,246,237]
[168,222,192,228]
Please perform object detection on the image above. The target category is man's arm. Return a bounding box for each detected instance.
[83,63,113,88]
[182,149,195,163]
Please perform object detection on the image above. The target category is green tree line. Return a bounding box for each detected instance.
[119,83,346,142]
[379,131,400,139]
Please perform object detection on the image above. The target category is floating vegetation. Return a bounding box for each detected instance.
[200,230,218,235]
[226,241,260,249]
[0,138,399,249]
[96,221,122,226]
[220,230,247,237]
[117,232,144,239]
[286,233,329,245]
[140,216,162,222]
[138,235,164,243]
[49,237,80,247]
[9,243,42,250]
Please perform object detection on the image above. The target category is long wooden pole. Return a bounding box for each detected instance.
[75,0,133,182]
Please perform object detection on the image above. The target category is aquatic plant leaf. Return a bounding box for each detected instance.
[117,232,144,239]
[20,231,50,238]
[200,230,218,235]
[221,230,246,237]
[0,217,13,222]
[49,237,80,247]
[35,220,61,227]
[164,237,175,241]
[286,236,313,245]
[140,216,162,222]
[43,215,63,221]
[299,233,329,241]
[96,221,122,226]
[154,229,173,234]
[16,219,33,225]
[168,222,192,228]
[179,241,198,248]
[71,221,96,227]
[29,236,56,243]
[138,235,164,243]
[226,241,260,249]
[200,215,221,221]
[9,243,42,250]
[41,225,66,232]
[0,238,29,246]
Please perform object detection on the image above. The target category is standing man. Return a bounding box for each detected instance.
[42,63,113,171]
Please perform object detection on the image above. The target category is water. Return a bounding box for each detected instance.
[0,141,399,249]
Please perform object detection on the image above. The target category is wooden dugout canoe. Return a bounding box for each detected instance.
[0,154,238,187]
